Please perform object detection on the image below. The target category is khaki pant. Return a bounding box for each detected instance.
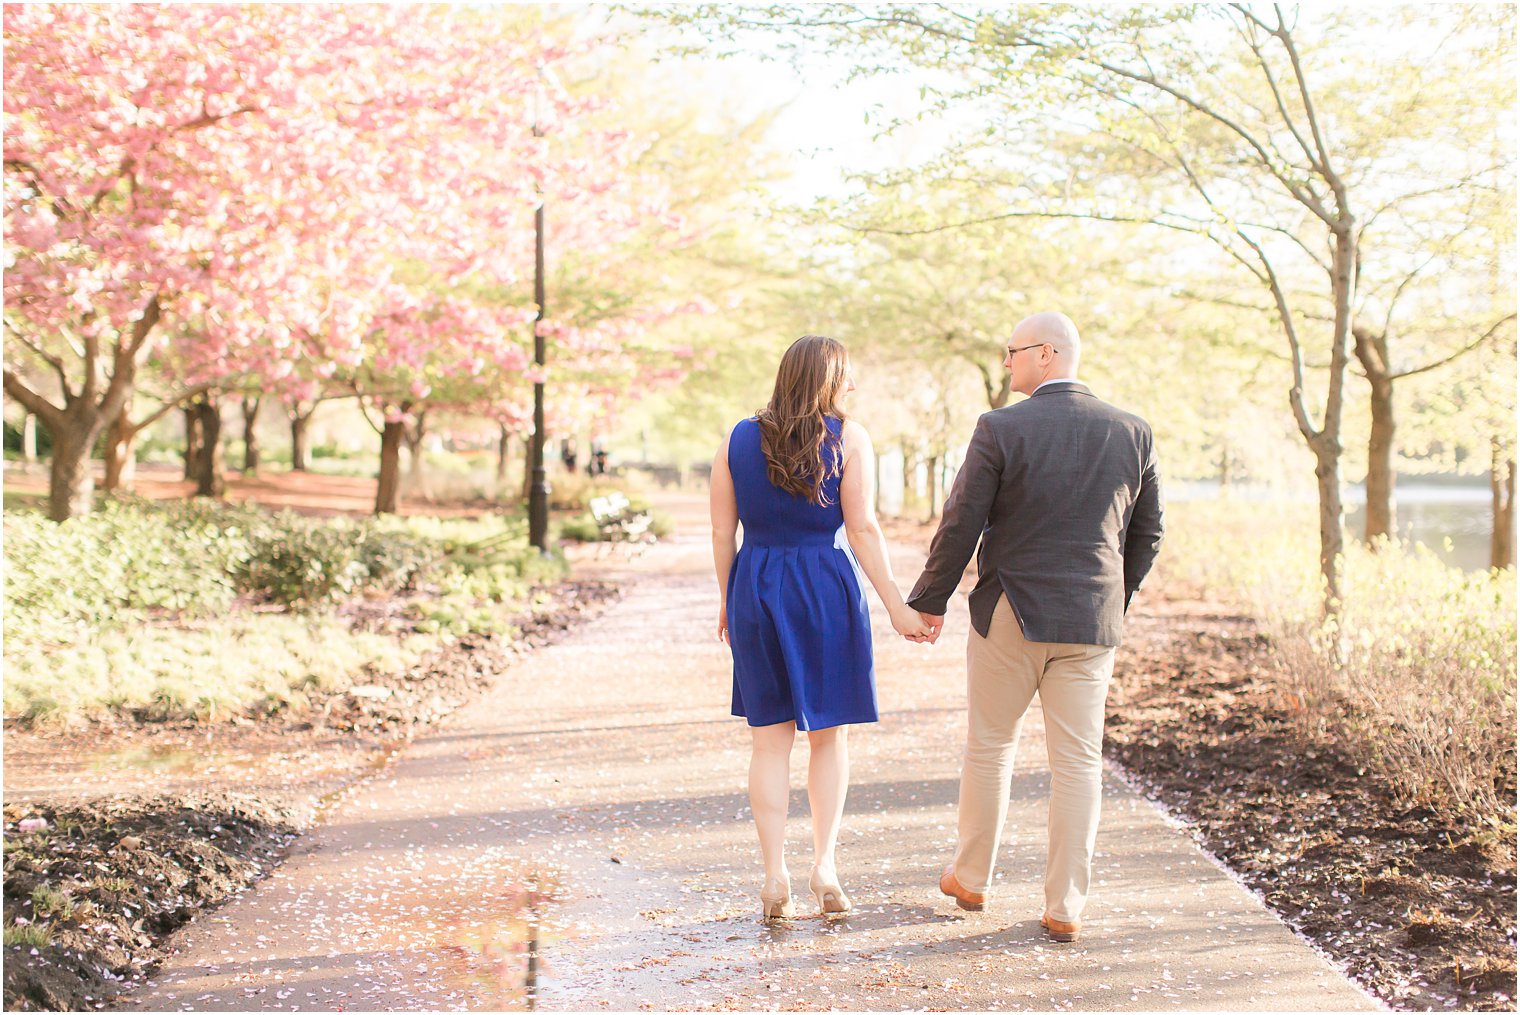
[953,595,1116,923]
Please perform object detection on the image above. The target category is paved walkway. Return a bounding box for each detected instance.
[124,494,1379,1012]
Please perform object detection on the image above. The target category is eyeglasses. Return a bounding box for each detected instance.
[1005,342,1055,357]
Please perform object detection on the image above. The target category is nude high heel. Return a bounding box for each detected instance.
[809,866,852,916]
[760,874,794,920]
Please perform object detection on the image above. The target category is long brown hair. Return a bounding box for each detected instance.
[756,335,849,506]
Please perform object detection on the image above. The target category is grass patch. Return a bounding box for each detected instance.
[1,489,46,512]
[28,886,74,921]
[6,613,434,725]
[3,925,51,949]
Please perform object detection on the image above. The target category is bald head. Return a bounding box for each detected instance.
[1013,313,1081,361]
[1006,312,1081,395]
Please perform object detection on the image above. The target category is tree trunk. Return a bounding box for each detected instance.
[184,405,204,482]
[496,424,511,491]
[403,411,428,496]
[21,413,37,464]
[874,440,883,515]
[242,397,262,474]
[990,371,1013,409]
[375,414,407,515]
[102,407,138,492]
[290,407,310,472]
[522,434,535,501]
[191,395,225,498]
[901,441,914,505]
[1313,437,1346,614]
[47,419,99,522]
[1492,440,1515,570]
[925,452,941,521]
[1364,375,1396,544]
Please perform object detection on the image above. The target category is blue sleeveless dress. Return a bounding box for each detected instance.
[726,416,877,730]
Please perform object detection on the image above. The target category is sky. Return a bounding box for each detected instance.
[591,4,960,206]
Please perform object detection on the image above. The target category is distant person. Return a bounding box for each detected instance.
[561,438,578,474]
[908,312,1164,943]
[710,334,932,920]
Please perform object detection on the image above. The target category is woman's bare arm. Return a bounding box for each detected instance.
[839,421,931,640]
[710,428,739,643]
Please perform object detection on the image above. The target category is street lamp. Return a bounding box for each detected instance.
[528,67,551,553]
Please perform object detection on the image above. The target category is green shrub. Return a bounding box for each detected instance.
[557,515,601,543]
[547,474,629,511]
[236,515,365,607]
[3,497,253,642]
[354,528,442,594]
[4,497,564,723]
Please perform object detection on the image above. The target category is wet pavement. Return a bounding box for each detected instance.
[122,493,1380,1012]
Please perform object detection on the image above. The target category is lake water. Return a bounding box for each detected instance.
[1173,482,1501,573]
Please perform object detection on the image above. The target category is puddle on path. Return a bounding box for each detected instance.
[434,865,571,1010]
[89,744,241,773]
[311,739,407,825]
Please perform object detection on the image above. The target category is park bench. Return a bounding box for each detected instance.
[588,492,654,555]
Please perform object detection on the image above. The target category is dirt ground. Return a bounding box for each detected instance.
[1105,587,1518,1011]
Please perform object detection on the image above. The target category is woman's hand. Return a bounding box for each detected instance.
[717,602,730,644]
[890,603,933,642]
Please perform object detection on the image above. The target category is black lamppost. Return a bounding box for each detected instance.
[528,70,550,553]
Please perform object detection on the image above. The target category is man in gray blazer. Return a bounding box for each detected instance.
[906,311,1164,942]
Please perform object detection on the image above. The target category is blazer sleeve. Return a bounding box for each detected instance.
[907,415,1003,616]
[1123,428,1165,603]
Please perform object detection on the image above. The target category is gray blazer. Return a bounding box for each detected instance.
[906,382,1164,647]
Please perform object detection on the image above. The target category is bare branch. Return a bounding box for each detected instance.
[1391,313,1517,380]
[1267,3,1349,220]
[1080,51,1335,225]
[3,320,73,400]
[351,384,385,436]
[1231,5,1324,173]
[121,378,236,437]
[124,292,164,359]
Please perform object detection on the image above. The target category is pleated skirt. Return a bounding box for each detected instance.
[727,538,877,730]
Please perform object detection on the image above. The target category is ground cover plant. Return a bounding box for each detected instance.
[3,496,566,725]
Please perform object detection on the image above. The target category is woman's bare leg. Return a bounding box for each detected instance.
[750,722,797,882]
[806,725,849,879]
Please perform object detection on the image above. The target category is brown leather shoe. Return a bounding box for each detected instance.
[939,865,986,912]
[1040,912,1080,942]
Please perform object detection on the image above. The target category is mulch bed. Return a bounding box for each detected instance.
[1106,590,1518,1011]
[2,579,620,1012]
[3,795,296,1012]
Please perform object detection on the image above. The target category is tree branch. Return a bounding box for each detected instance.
[123,378,231,437]
[3,368,65,428]
[1391,313,1517,380]
[3,320,73,401]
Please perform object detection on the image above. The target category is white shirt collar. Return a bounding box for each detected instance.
[1033,378,1083,394]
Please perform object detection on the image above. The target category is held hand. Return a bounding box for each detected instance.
[917,611,945,645]
[890,604,933,642]
[717,603,729,645]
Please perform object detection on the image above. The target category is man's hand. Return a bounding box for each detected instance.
[917,612,944,644]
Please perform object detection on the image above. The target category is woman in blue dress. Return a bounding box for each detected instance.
[710,335,932,920]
